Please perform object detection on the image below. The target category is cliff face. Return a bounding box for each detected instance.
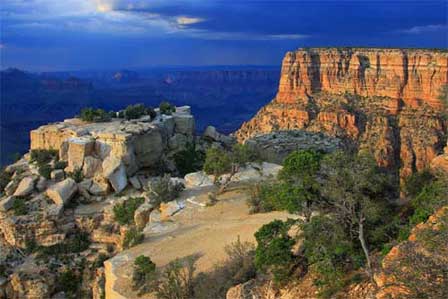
[236,48,448,182]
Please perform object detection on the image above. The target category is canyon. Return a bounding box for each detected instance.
[236,48,448,184]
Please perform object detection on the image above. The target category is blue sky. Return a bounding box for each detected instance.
[1,0,447,71]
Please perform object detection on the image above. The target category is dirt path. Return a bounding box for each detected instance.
[104,186,294,299]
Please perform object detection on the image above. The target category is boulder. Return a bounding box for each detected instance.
[0,196,14,212]
[203,126,235,145]
[50,169,65,181]
[129,176,142,190]
[46,178,78,206]
[102,157,127,193]
[134,203,155,230]
[82,156,102,178]
[134,129,164,168]
[78,179,93,200]
[36,177,47,192]
[160,200,185,220]
[173,114,195,135]
[13,177,36,197]
[4,180,18,196]
[65,137,96,172]
[184,171,214,188]
[260,162,282,177]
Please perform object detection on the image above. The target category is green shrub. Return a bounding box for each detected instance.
[57,270,81,299]
[231,143,258,166]
[93,253,109,269]
[156,257,196,299]
[254,220,296,286]
[300,215,359,297]
[148,175,183,206]
[133,255,157,295]
[67,167,83,183]
[159,101,176,115]
[12,196,27,215]
[79,107,111,122]
[203,148,231,178]
[30,149,58,165]
[123,104,155,120]
[404,170,435,197]
[53,160,68,170]
[37,231,90,257]
[113,197,145,225]
[123,227,144,249]
[247,183,278,214]
[0,168,11,193]
[174,142,205,176]
[194,237,256,299]
[38,164,52,179]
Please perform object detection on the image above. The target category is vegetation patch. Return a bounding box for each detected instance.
[159,101,176,115]
[79,107,111,122]
[113,197,145,225]
[123,227,144,249]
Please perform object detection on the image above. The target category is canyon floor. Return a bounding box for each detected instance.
[105,184,294,299]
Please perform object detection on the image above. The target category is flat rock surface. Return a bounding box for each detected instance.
[104,186,294,299]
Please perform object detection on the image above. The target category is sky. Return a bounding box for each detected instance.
[1,0,447,71]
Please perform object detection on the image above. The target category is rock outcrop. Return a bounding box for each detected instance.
[30,106,195,193]
[236,48,448,183]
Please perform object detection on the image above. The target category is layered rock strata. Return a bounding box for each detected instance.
[236,48,448,182]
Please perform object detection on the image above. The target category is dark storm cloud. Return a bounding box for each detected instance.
[1,0,447,71]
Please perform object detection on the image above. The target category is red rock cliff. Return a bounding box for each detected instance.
[236,48,448,183]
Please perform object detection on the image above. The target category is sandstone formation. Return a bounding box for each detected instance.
[236,48,448,183]
[30,106,196,192]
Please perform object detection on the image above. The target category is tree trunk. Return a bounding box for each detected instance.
[358,218,376,286]
[217,164,239,194]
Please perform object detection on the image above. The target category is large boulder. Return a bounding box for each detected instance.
[46,178,78,206]
[64,137,96,172]
[13,177,36,197]
[134,129,164,168]
[102,157,127,193]
[184,171,214,188]
[4,180,19,196]
[203,126,235,145]
[0,196,14,212]
[82,156,102,178]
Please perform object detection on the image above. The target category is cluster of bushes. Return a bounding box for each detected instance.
[159,101,176,115]
[113,197,145,225]
[30,149,60,179]
[78,101,176,123]
[132,238,255,298]
[0,168,12,194]
[246,149,448,297]
[12,196,28,215]
[123,227,145,249]
[203,144,258,181]
[79,108,111,122]
[35,231,91,259]
[174,142,205,176]
[118,103,156,120]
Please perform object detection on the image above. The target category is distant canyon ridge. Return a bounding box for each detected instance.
[236,47,448,184]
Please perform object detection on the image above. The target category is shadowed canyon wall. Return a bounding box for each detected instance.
[236,48,448,183]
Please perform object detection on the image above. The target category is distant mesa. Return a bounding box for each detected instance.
[236,47,448,184]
